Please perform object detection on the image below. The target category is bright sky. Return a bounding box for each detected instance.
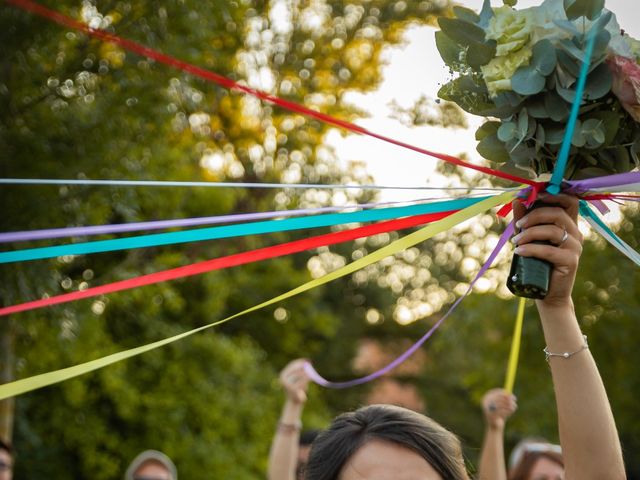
[327,0,640,203]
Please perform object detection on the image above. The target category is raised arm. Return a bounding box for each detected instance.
[267,359,310,480]
[513,193,625,480]
[477,388,517,480]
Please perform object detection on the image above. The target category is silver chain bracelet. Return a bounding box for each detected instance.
[544,335,589,362]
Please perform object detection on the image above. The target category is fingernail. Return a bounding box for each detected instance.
[511,233,523,245]
[514,246,524,255]
[515,217,527,229]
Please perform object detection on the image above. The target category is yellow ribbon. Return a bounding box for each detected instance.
[0,191,515,400]
[504,297,526,393]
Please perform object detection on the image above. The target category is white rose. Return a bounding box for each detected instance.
[486,6,533,57]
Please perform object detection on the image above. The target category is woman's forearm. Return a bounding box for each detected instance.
[537,302,625,480]
[267,399,304,480]
[478,425,507,480]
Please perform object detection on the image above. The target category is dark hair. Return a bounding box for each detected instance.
[299,429,321,447]
[509,451,564,480]
[0,440,12,456]
[305,404,468,480]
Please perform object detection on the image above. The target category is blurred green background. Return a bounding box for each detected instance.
[0,0,638,478]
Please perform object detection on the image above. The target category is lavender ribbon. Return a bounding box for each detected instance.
[565,171,640,193]
[0,199,424,243]
[305,222,515,388]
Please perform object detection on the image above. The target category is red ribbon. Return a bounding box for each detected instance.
[0,211,456,317]
[6,0,536,186]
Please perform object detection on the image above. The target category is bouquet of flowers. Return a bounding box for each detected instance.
[436,0,640,298]
[436,0,640,180]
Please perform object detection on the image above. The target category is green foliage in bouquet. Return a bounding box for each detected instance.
[437,0,640,179]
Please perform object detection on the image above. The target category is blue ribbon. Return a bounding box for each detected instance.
[547,26,598,195]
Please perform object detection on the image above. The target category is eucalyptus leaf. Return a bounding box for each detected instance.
[555,62,610,103]
[494,91,524,108]
[597,148,616,170]
[556,83,578,103]
[532,40,557,76]
[438,18,486,46]
[545,91,571,122]
[478,0,494,28]
[559,38,586,63]
[557,49,580,78]
[545,123,566,144]
[439,76,519,118]
[588,10,613,35]
[453,6,480,23]
[500,160,537,178]
[564,0,605,20]
[467,40,497,69]
[517,109,529,140]
[553,19,580,36]
[475,121,500,141]
[527,95,549,119]
[585,111,619,145]
[591,29,612,60]
[583,62,612,100]
[512,67,546,95]
[509,143,537,166]
[498,122,517,142]
[477,133,511,163]
[435,31,464,68]
[613,146,631,173]
[572,120,586,147]
[545,72,557,90]
[581,118,605,148]
[512,41,557,95]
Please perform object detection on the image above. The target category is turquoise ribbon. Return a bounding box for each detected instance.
[579,201,640,265]
[0,196,489,264]
[547,26,598,195]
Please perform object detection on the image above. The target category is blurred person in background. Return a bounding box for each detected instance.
[0,440,12,480]
[124,449,177,480]
[508,439,563,480]
[268,358,321,480]
[478,388,564,480]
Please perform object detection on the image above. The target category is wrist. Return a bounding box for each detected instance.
[536,298,575,320]
[489,422,505,432]
[286,394,306,406]
[277,419,302,434]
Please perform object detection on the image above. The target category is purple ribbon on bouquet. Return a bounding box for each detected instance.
[565,171,640,194]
